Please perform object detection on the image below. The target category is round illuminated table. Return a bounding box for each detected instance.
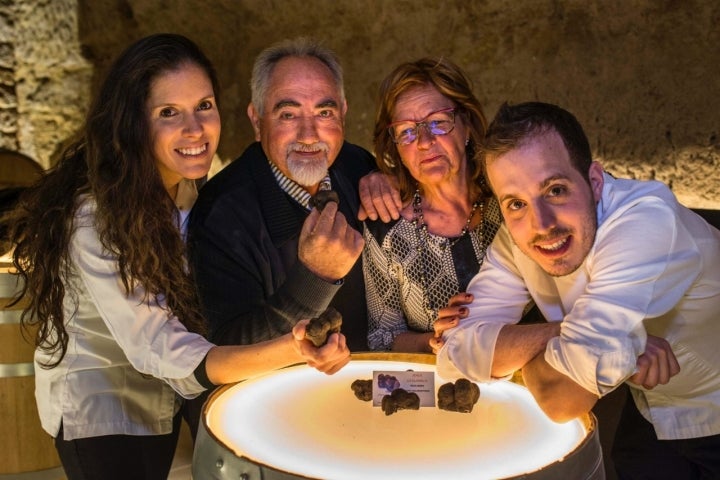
[193,354,603,479]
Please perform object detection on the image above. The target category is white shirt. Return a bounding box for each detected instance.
[437,174,720,440]
[35,179,214,440]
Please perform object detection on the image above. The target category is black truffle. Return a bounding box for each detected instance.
[351,379,373,401]
[381,388,420,416]
[304,307,343,347]
[310,190,340,211]
[437,378,480,413]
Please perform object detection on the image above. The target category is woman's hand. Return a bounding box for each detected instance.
[429,293,474,354]
[292,319,351,374]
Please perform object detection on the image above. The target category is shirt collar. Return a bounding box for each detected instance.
[268,160,331,211]
[175,178,198,241]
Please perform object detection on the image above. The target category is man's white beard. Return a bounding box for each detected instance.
[288,157,329,187]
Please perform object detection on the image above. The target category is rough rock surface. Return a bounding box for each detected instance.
[1,0,91,167]
[2,0,718,208]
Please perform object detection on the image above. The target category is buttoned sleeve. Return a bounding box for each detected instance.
[545,197,703,396]
[436,226,531,381]
[70,200,213,398]
[188,193,340,345]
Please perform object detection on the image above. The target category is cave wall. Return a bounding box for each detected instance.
[2,0,719,207]
[0,0,91,164]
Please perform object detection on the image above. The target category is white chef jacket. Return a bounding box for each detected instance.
[437,173,720,440]
[35,179,214,440]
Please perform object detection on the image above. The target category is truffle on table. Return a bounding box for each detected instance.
[351,379,373,401]
[438,378,480,413]
[304,307,343,347]
[381,388,420,416]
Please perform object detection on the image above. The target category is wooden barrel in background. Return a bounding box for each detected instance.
[1,149,62,475]
[0,262,62,475]
[0,148,44,189]
[0,148,44,254]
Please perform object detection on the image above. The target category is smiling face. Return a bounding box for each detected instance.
[248,56,347,193]
[147,62,221,195]
[486,130,604,276]
[392,84,469,189]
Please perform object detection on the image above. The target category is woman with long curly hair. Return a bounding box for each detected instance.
[6,33,349,479]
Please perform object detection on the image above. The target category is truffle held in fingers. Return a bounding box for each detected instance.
[310,190,340,211]
[304,307,343,347]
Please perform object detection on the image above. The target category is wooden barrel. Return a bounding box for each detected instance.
[0,149,44,255]
[0,259,62,474]
[0,148,44,189]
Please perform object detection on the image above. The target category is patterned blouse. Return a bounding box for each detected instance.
[363,197,502,351]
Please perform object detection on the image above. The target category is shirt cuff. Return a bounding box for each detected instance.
[193,353,216,390]
[436,321,504,382]
[285,260,343,311]
[544,336,638,397]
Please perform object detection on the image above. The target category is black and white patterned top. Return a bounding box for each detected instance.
[362,197,502,351]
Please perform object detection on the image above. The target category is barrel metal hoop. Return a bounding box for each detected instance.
[0,362,35,377]
[0,308,22,324]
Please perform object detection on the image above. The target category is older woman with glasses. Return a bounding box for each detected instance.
[363,57,502,353]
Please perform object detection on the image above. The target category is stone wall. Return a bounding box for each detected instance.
[0,2,19,151]
[0,0,91,167]
[2,0,719,207]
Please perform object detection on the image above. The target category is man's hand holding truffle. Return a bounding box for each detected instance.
[298,201,364,283]
[291,319,350,375]
[305,307,343,347]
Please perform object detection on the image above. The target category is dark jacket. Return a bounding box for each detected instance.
[188,141,374,351]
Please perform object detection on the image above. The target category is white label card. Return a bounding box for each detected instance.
[372,370,435,407]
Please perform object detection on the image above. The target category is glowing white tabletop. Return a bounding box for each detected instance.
[204,358,588,480]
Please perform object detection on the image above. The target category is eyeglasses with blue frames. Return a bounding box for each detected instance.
[388,107,456,146]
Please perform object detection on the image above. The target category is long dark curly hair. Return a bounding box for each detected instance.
[6,33,218,368]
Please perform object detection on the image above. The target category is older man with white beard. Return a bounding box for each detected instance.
[187,37,374,356]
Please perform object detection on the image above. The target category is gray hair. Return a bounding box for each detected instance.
[250,37,345,116]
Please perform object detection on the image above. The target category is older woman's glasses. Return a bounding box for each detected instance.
[388,107,456,146]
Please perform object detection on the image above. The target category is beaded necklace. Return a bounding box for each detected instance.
[411,188,484,249]
[410,187,486,323]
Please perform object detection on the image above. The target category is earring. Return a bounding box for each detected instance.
[465,138,470,146]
